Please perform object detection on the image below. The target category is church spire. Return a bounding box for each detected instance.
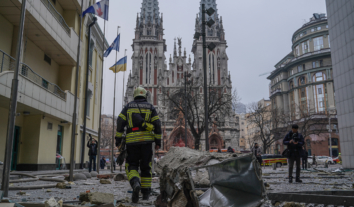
[140,0,161,25]
[174,38,177,56]
[136,13,139,29]
[199,0,219,24]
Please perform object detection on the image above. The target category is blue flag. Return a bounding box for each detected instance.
[104,34,120,57]
[82,0,109,21]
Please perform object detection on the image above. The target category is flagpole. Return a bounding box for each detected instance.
[122,49,127,108]
[97,20,106,175]
[112,26,120,173]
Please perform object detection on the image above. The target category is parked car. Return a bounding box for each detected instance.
[261,154,287,167]
[317,156,334,164]
[308,156,334,164]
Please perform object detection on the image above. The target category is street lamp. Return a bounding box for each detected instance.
[193,4,215,151]
[184,72,192,147]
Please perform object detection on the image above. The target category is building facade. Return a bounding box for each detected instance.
[268,14,340,157]
[326,0,354,168]
[0,0,108,170]
[124,0,239,151]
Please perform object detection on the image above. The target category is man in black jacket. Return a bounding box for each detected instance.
[302,147,308,170]
[87,138,98,172]
[115,86,161,203]
[283,124,304,183]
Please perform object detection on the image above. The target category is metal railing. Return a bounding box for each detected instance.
[0,49,66,100]
[40,0,71,35]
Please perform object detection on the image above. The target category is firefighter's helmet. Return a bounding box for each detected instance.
[133,86,147,99]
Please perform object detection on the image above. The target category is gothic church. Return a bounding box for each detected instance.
[124,0,239,151]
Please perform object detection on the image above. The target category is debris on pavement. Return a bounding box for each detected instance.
[99,179,112,184]
[44,197,59,207]
[113,174,127,181]
[79,192,114,205]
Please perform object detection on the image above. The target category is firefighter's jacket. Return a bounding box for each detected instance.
[115,98,161,146]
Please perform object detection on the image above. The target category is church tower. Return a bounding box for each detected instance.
[192,0,229,87]
[125,0,166,107]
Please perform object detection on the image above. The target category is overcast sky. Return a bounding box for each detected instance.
[98,0,327,116]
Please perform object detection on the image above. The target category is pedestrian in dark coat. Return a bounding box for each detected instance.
[251,143,263,166]
[283,124,304,183]
[100,156,106,169]
[87,138,98,172]
[302,147,308,170]
[227,146,234,153]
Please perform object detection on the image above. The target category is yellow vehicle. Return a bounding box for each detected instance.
[261,154,287,167]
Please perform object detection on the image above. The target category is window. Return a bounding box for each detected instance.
[299,76,306,85]
[312,60,323,68]
[86,90,92,117]
[300,33,303,37]
[44,54,51,65]
[313,84,327,113]
[326,25,328,29]
[47,122,53,130]
[289,81,294,89]
[313,36,324,51]
[295,45,300,56]
[313,72,326,82]
[306,139,311,147]
[146,53,152,84]
[89,40,94,67]
[242,129,244,131]
[311,28,315,32]
[242,122,244,125]
[317,26,321,31]
[329,138,339,146]
[318,88,323,94]
[302,41,310,54]
[42,79,49,89]
[297,65,303,72]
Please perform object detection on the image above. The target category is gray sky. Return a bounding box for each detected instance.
[98,0,327,116]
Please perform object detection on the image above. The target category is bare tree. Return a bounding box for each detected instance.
[162,81,238,150]
[247,102,289,154]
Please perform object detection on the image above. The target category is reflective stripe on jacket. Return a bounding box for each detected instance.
[116,98,162,146]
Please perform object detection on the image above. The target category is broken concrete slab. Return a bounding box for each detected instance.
[100,179,112,184]
[0,204,24,207]
[44,197,59,207]
[55,183,67,189]
[113,174,127,181]
[88,192,114,205]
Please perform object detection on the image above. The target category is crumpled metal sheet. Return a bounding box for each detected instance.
[198,154,266,207]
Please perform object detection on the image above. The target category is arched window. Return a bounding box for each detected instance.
[313,72,326,82]
[210,137,218,149]
[209,54,215,84]
[145,53,152,84]
[289,81,294,89]
[306,139,311,148]
[208,29,213,36]
[298,76,306,86]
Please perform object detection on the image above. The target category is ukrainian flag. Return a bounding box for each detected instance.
[109,56,127,73]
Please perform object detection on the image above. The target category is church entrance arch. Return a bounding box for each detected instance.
[209,134,223,150]
[166,126,194,151]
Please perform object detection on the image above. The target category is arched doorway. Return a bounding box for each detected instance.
[166,126,194,151]
[209,134,223,150]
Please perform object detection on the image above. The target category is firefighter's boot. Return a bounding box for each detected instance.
[132,180,141,203]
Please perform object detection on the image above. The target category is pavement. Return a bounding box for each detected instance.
[1,169,158,207]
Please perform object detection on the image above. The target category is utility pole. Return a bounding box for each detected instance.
[184,71,188,147]
[1,0,27,197]
[202,4,209,151]
[80,16,97,169]
[69,0,84,181]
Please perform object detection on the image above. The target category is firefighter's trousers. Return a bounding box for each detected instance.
[125,143,153,194]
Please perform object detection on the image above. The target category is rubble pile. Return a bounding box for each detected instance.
[155,147,242,206]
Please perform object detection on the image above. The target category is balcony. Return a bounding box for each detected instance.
[291,48,331,63]
[270,88,282,97]
[0,0,80,66]
[0,49,77,123]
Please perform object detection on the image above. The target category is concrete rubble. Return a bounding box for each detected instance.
[44,197,59,207]
[155,147,242,207]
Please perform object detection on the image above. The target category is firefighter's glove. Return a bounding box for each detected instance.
[115,137,122,147]
[142,122,154,132]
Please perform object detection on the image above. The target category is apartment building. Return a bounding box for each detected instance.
[0,0,108,170]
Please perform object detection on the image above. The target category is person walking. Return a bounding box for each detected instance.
[100,156,106,170]
[312,154,317,166]
[302,147,308,170]
[115,86,162,203]
[251,143,263,166]
[283,124,304,183]
[86,138,98,172]
[227,146,234,153]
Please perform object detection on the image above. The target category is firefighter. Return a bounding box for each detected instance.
[115,86,161,203]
